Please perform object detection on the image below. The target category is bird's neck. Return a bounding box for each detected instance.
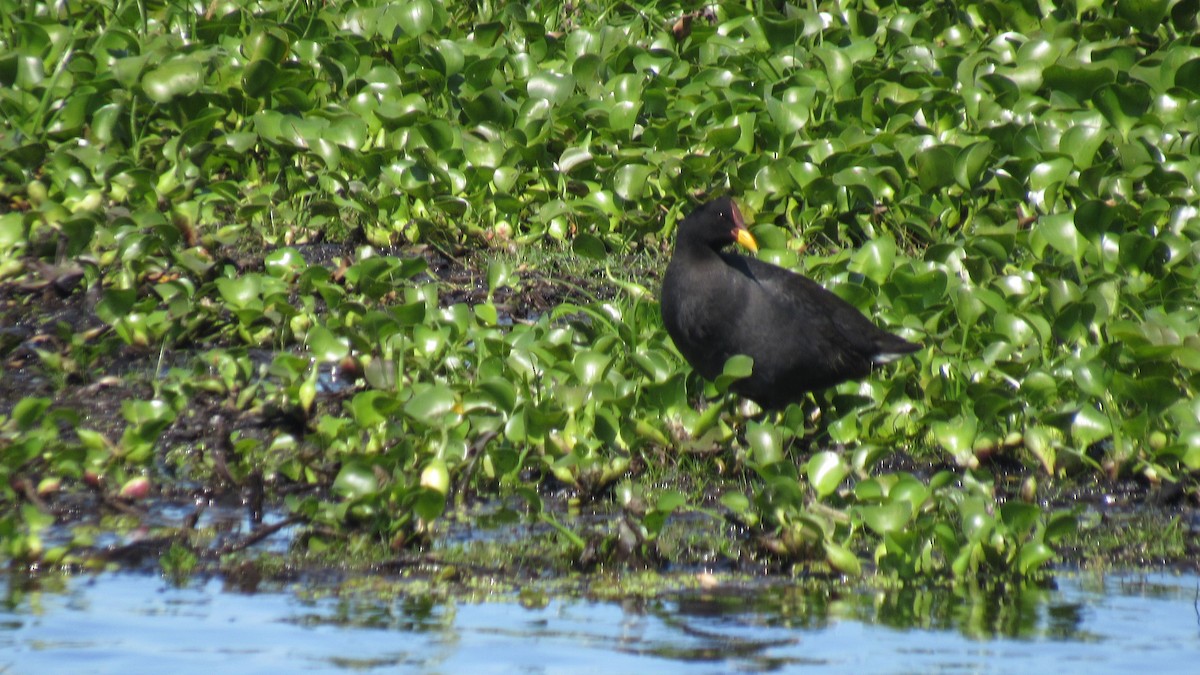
[675,238,727,261]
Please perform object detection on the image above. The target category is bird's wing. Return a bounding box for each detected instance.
[739,256,892,357]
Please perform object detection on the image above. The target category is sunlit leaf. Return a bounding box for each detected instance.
[859,502,912,535]
[333,462,379,500]
[806,451,848,498]
[404,385,457,425]
[142,59,203,103]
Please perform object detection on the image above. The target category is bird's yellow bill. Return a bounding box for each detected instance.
[735,228,759,254]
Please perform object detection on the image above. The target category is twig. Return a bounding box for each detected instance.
[212,515,304,556]
[13,478,55,514]
[210,415,238,488]
[455,430,498,507]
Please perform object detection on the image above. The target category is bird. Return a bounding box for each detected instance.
[660,197,921,410]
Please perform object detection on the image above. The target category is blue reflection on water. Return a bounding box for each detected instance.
[1,571,1197,674]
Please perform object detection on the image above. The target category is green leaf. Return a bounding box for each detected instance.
[572,233,606,261]
[858,502,912,535]
[849,236,896,285]
[0,212,25,252]
[215,276,262,310]
[746,422,784,466]
[932,414,977,462]
[1116,0,1172,33]
[656,490,687,513]
[413,488,447,522]
[806,451,848,498]
[1060,121,1107,170]
[487,259,512,294]
[1029,157,1073,192]
[333,462,379,500]
[306,325,349,362]
[720,491,752,515]
[1071,404,1112,449]
[420,458,450,495]
[396,0,436,35]
[12,397,51,430]
[613,164,653,201]
[574,351,610,386]
[766,87,813,134]
[1034,212,1084,264]
[1042,64,1115,102]
[264,247,306,279]
[954,141,994,189]
[1093,83,1150,139]
[242,59,278,98]
[474,303,498,326]
[960,497,993,542]
[1025,425,1057,474]
[1045,511,1079,542]
[824,540,862,576]
[753,162,796,195]
[528,71,575,104]
[1175,58,1200,96]
[558,145,593,174]
[142,59,204,103]
[243,29,289,62]
[999,502,1041,537]
[714,354,754,392]
[914,145,956,191]
[404,385,457,425]
[1018,541,1055,574]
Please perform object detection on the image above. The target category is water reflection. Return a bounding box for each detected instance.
[2,571,1198,673]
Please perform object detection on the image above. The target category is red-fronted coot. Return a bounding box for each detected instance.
[660,197,920,409]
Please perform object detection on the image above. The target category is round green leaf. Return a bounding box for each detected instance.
[932,414,977,461]
[241,59,278,98]
[806,451,848,498]
[1029,157,1073,192]
[612,164,653,201]
[960,497,993,541]
[824,540,862,577]
[1116,0,1171,33]
[142,59,203,103]
[858,502,912,535]
[572,233,606,261]
[333,462,379,500]
[1175,58,1200,96]
[528,71,575,104]
[307,325,349,362]
[954,141,994,189]
[264,247,306,279]
[420,458,451,495]
[1035,212,1084,263]
[1072,404,1113,448]
[1093,83,1150,138]
[404,385,457,425]
[215,276,262,310]
[396,0,435,35]
[849,237,896,286]
[914,145,956,191]
[747,422,784,466]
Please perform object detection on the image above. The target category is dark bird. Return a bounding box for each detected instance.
[660,197,921,410]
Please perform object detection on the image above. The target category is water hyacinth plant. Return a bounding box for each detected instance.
[1,0,1198,580]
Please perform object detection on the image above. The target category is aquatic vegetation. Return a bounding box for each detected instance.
[1,0,1198,581]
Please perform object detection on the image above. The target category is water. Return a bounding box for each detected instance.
[2,571,1197,673]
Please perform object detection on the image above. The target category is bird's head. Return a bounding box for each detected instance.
[678,197,759,253]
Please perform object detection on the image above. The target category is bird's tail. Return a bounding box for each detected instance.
[871,334,922,364]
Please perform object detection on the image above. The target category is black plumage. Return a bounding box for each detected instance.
[660,197,920,409]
